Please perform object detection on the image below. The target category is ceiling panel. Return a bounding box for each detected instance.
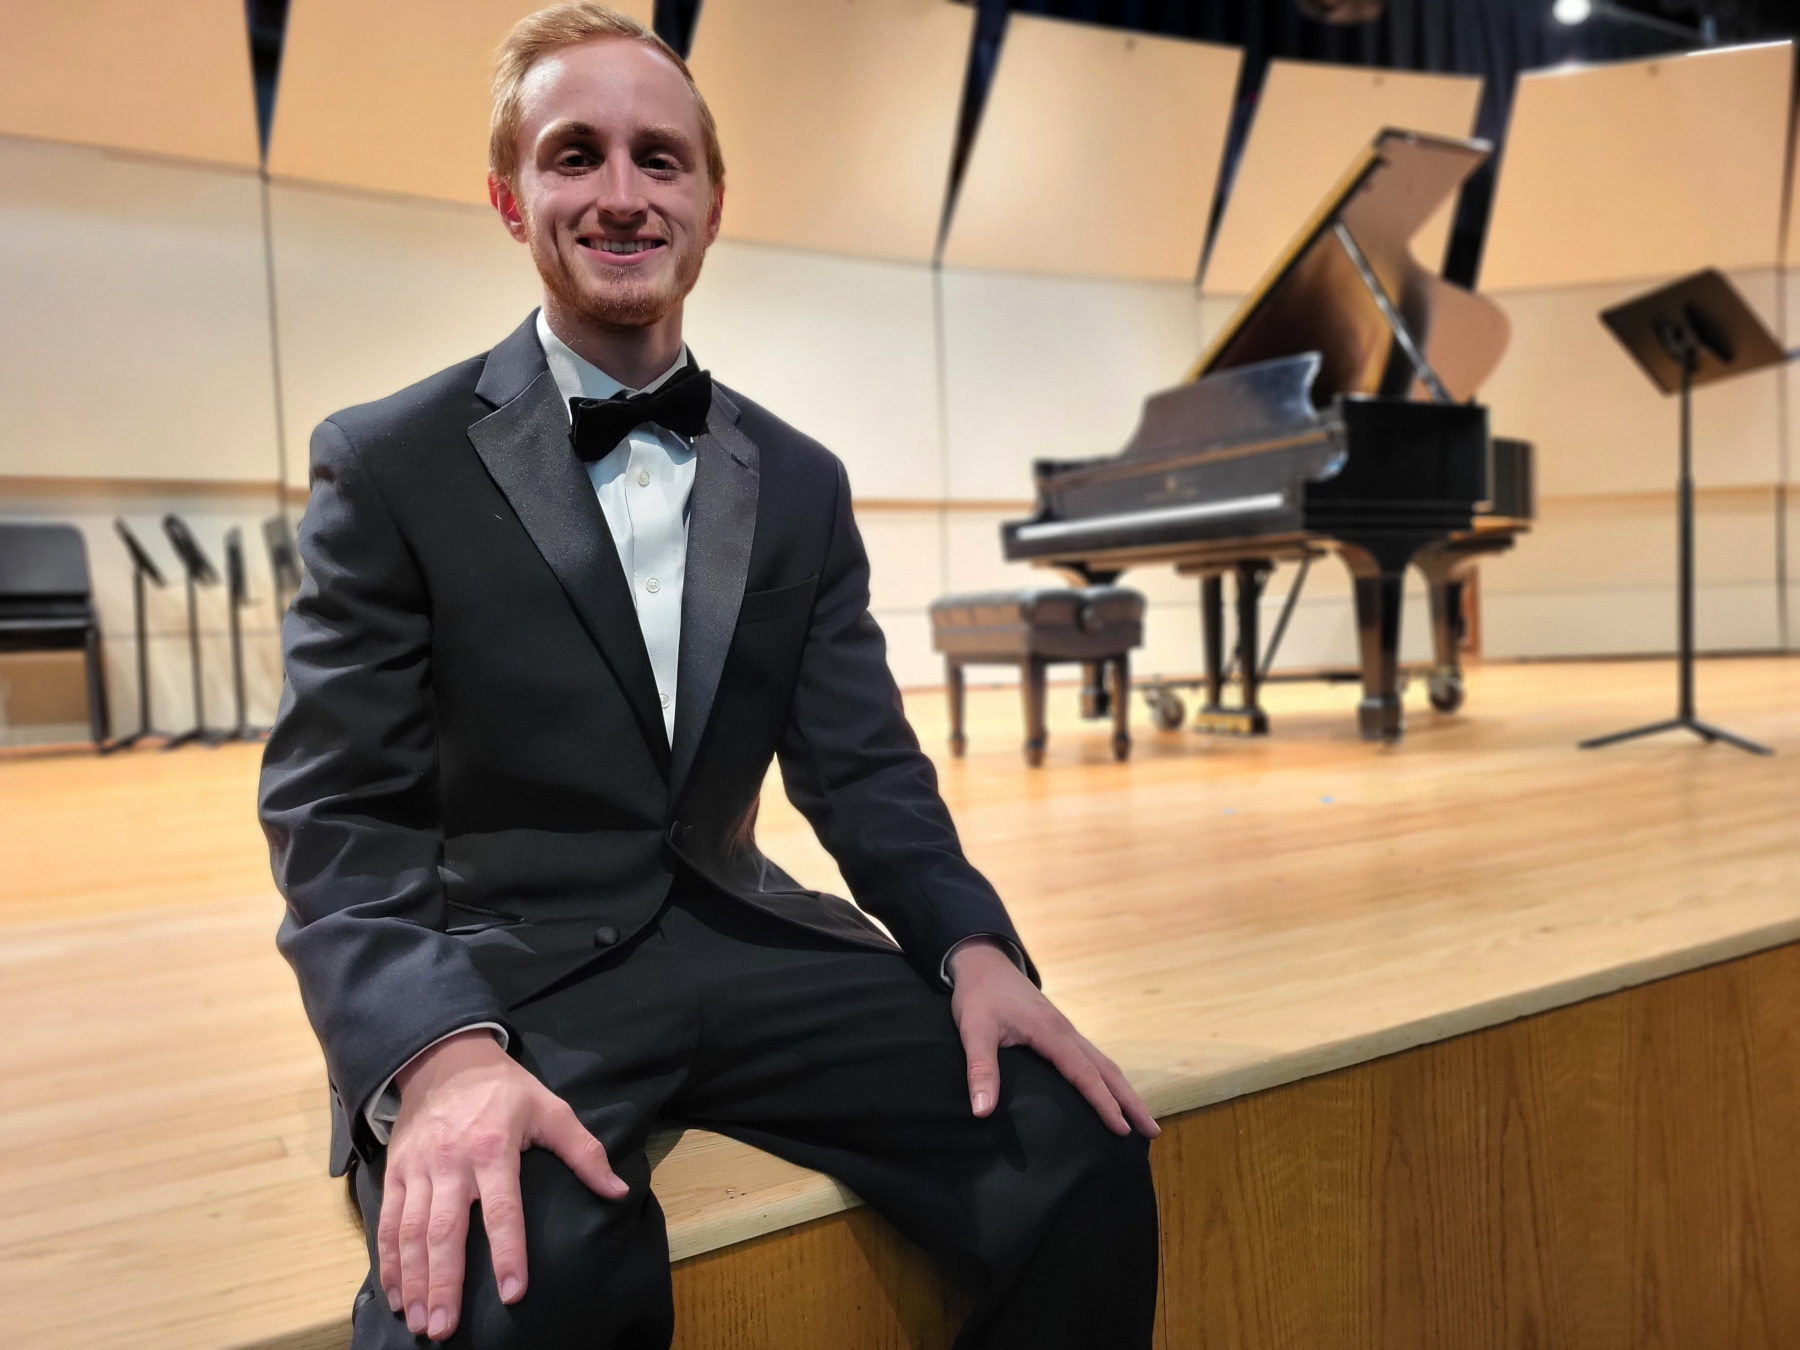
[1484,43,1792,291]
[686,0,972,262]
[942,15,1239,281]
[269,0,654,203]
[0,0,259,167]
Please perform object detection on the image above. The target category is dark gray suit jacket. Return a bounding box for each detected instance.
[258,315,1032,1172]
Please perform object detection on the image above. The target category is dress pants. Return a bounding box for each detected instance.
[349,877,1159,1349]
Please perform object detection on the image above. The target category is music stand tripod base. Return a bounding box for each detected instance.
[1582,269,1780,758]
[1580,716,1771,756]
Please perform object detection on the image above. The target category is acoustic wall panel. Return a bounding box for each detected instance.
[0,0,260,167]
[269,184,541,487]
[1203,62,1481,296]
[687,0,972,261]
[1483,43,1792,292]
[1480,491,1782,656]
[1481,271,1783,496]
[683,242,943,500]
[269,0,654,204]
[939,269,1206,503]
[0,138,280,484]
[942,17,1239,281]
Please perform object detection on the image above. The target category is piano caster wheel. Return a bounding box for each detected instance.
[1147,688,1186,731]
[949,732,967,758]
[1112,733,1131,762]
[1428,671,1465,713]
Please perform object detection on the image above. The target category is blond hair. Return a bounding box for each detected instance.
[489,3,725,189]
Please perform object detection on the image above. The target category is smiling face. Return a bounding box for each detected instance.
[491,37,723,337]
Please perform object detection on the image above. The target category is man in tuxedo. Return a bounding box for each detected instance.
[259,5,1159,1346]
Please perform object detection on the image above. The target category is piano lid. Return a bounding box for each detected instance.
[1191,128,1509,407]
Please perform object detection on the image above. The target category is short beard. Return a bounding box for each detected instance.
[530,212,707,332]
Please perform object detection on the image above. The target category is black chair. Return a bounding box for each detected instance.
[0,523,110,749]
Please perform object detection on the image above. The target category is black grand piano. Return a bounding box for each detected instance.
[1002,129,1533,742]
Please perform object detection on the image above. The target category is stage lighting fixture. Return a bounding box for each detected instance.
[1551,0,1714,43]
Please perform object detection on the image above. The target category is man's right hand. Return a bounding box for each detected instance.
[379,1028,629,1341]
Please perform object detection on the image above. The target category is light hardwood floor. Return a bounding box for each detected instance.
[3,657,1797,1348]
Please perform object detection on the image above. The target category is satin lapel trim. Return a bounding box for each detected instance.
[467,368,671,777]
[670,396,759,798]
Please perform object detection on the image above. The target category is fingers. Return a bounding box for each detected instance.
[396,1171,434,1335]
[1038,1033,1132,1136]
[1090,1047,1161,1139]
[535,1097,630,1201]
[376,1173,404,1312]
[423,1175,472,1340]
[476,1161,529,1306]
[959,1015,1003,1117]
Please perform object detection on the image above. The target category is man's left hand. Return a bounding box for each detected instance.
[948,938,1160,1139]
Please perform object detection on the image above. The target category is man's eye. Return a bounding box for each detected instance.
[643,156,677,172]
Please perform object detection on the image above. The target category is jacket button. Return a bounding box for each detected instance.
[593,926,619,948]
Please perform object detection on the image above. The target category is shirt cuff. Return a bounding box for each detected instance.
[940,934,1027,990]
[363,1023,509,1145]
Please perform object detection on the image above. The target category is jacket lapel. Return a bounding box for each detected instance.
[670,388,759,799]
[468,319,671,776]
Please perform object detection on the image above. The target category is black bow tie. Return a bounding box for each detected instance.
[568,362,713,463]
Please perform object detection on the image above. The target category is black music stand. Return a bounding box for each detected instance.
[109,519,172,752]
[1581,269,1780,755]
[262,514,302,624]
[220,528,268,742]
[161,514,227,750]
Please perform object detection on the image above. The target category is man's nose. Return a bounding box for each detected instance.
[592,156,647,217]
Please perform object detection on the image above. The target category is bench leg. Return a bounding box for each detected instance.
[1110,653,1131,761]
[1022,657,1048,767]
[946,661,967,757]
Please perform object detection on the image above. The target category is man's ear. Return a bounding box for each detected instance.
[490,174,529,243]
[705,181,724,246]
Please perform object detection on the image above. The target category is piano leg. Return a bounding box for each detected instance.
[946,660,967,757]
[1194,564,1271,735]
[1233,560,1272,735]
[1200,574,1226,713]
[1339,542,1417,743]
[1415,550,1471,715]
[1413,534,1519,715]
[1022,656,1049,767]
[1110,653,1131,761]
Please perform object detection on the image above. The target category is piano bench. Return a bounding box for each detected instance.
[928,587,1145,766]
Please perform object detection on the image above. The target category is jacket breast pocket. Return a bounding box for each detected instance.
[737,575,819,627]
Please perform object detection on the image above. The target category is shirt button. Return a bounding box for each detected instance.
[637,469,651,486]
[645,577,661,594]
[593,925,619,948]
[659,692,671,709]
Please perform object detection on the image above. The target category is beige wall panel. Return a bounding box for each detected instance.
[0,0,259,167]
[1484,43,1792,291]
[1202,62,1480,296]
[269,0,653,203]
[687,0,971,261]
[870,609,939,688]
[941,17,1239,281]
[269,184,541,486]
[1483,272,1782,497]
[939,270,1205,501]
[1481,491,1782,656]
[0,139,280,484]
[684,243,943,500]
[855,508,945,614]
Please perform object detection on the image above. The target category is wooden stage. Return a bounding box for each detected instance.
[6,657,1800,1348]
